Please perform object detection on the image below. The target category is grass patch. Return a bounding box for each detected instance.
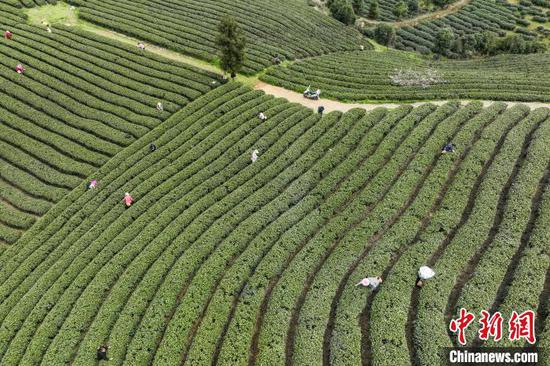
[25,2,77,26]
[23,3,269,84]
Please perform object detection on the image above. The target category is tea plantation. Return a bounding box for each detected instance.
[0,18,219,244]
[0,0,549,365]
[263,50,550,102]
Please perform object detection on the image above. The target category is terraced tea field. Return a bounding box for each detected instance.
[263,50,550,102]
[0,81,547,365]
[0,20,219,244]
[0,0,549,365]
[62,0,367,74]
[394,0,545,52]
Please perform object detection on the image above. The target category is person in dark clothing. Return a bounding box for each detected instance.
[318,106,325,115]
[149,143,157,152]
[273,54,281,65]
[97,345,109,361]
[442,143,455,154]
[230,71,236,79]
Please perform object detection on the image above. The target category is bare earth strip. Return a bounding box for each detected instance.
[358,0,473,28]
[25,4,550,113]
[254,82,550,112]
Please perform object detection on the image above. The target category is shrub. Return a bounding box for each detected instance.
[329,0,357,25]
[374,24,397,46]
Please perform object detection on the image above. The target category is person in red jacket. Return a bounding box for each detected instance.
[123,192,134,207]
[4,30,13,40]
[15,64,25,74]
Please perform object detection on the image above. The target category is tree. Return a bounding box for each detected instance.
[435,27,454,54]
[499,34,526,54]
[216,16,246,77]
[393,0,408,19]
[329,0,356,25]
[407,0,419,14]
[374,23,396,46]
[432,0,452,7]
[352,0,364,14]
[368,0,380,19]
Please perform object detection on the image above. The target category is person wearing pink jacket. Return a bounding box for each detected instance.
[87,179,97,189]
[123,192,134,207]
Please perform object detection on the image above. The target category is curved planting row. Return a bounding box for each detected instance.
[0,0,57,9]
[290,102,485,366]
[262,50,550,102]
[219,105,415,366]
[396,0,530,53]
[452,112,550,344]
[0,87,547,365]
[0,20,219,244]
[326,102,510,366]
[412,106,549,365]
[68,0,367,74]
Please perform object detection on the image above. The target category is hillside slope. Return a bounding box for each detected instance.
[0,83,547,365]
[263,50,550,102]
[0,18,219,245]
[66,0,367,73]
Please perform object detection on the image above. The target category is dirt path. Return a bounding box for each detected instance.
[359,0,472,28]
[25,4,550,112]
[254,82,550,112]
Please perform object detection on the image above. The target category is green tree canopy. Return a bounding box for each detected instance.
[352,0,364,14]
[216,16,246,76]
[328,0,357,25]
[374,23,396,46]
[368,0,380,19]
[393,0,408,19]
[435,27,454,54]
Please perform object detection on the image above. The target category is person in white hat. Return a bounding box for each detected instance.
[251,149,259,163]
[416,266,435,287]
[356,276,383,290]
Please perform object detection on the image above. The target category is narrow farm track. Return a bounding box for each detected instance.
[0,19,219,244]
[287,103,470,366]
[0,4,549,363]
[254,82,550,113]
[359,0,472,28]
[406,105,525,364]
[180,110,368,366]
[445,112,547,345]
[353,104,503,365]
[473,167,550,347]
[412,107,549,365]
